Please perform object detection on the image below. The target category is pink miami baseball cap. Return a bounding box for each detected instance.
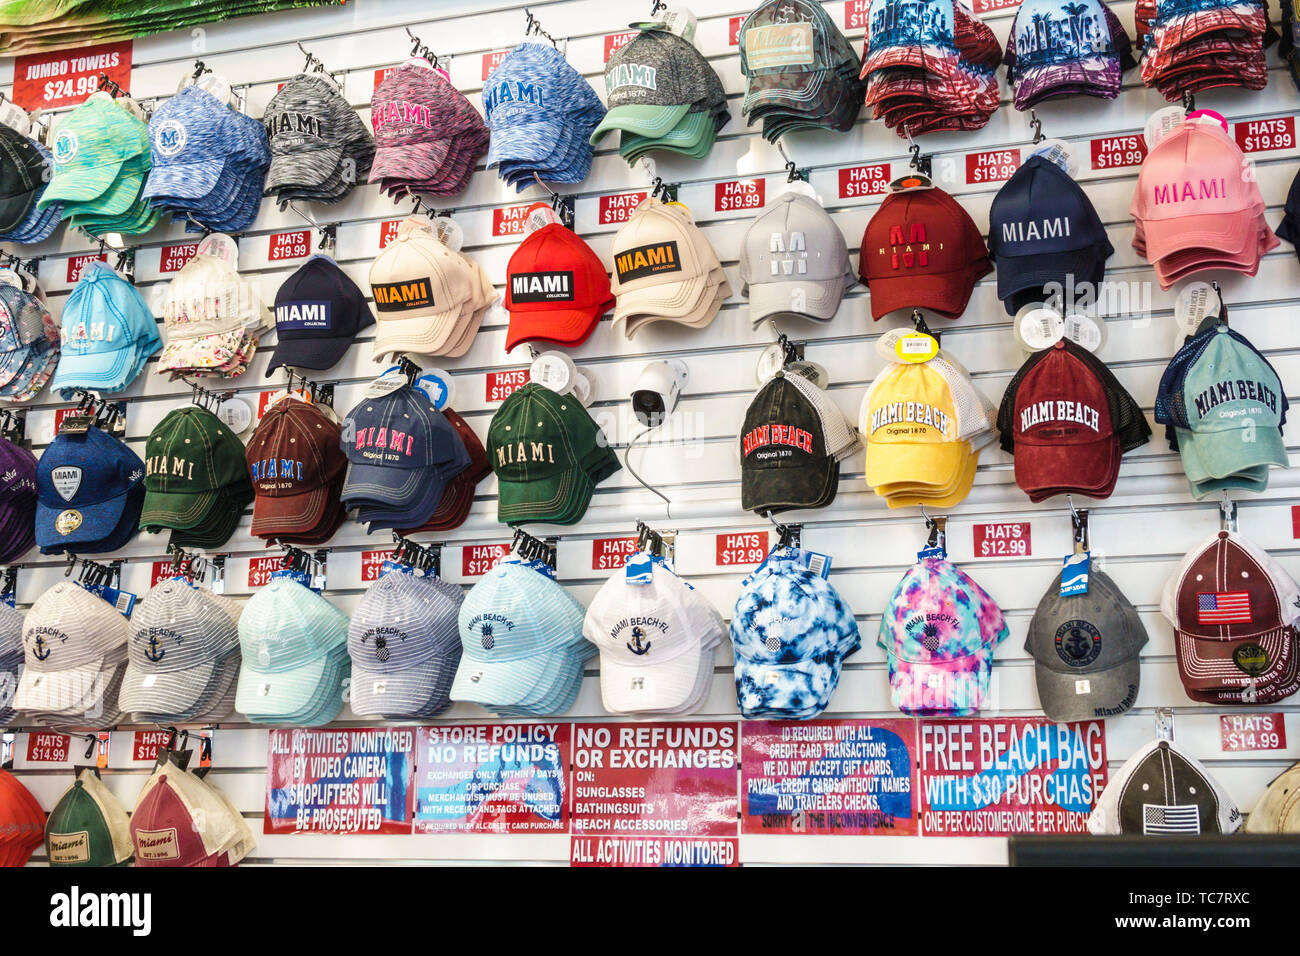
[1131,121,1274,269]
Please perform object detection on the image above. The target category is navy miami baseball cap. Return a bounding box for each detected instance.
[35,425,146,555]
[988,154,1113,314]
[268,256,374,373]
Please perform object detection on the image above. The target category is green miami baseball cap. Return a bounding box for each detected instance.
[488,383,619,525]
[140,405,254,544]
[1174,326,1288,497]
[45,770,133,867]
[38,94,147,209]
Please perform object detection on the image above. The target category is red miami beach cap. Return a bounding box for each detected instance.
[504,223,614,352]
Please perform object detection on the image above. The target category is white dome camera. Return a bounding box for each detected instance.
[630,359,688,428]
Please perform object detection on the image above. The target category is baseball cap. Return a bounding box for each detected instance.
[1004,0,1135,109]
[484,42,607,189]
[1161,530,1300,704]
[879,556,1009,715]
[35,423,146,555]
[1153,324,1287,498]
[0,120,52,234]
[370,60,489,199]
[609,197,730,336]
[451,558,593,716]
[369,217,479,359]
[859,185,991,320]
[505,222,614,352]
[45,769,133,866]
[0,279,60,404]
[0,602,23,725]
[1131,119,1277,289]
[1137,0,1268,97]
[1244,761,1300,833]
[268,256,373,373]
[397,407,490,534]
[0,436,37,564]
[1088,738,1241,835]
[585,555,725,716]
[741,190,854,326]
[141,405,254,550]
[860,350,996,508]
[1026,567,1148,722]
[120,578,242,722]
[730,547,859,719]
[247,398,346,542]
[51,260,161,399]
[0,769,46,867]
[739,0,866,141]
[131,763,252,865]
[590,25,729,161]
[236,574,350,725]
[988,155,1114,314]
[341,384,471,529]
[487,382,620,525]
[741,367,860,515]
[348,569,463,719]
[263,72,374,206]
[14,580,128,723]
[1277,161,1300,255]
[997,339,1150,501]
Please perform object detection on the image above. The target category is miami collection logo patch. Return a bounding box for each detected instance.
[373,279,433,312]
[615,240,681,282]
[511,270,574,303]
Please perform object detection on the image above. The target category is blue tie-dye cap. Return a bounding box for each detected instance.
[730,554,859,718]
[144,85,236,201]
[878,556,1009,716]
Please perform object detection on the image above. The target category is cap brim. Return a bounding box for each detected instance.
[589,104,692,143]
[1034,656,1141,723]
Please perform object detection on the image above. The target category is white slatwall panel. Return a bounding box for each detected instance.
[1,0,1299,865]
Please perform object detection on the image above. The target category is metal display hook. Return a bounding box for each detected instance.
[1029,108,1045,145]
[920,506,946,552]
[764,511,802,549]
[776,140,807,182]
[911,309,941,346]
[1220,492,1238,532]
[523,8,560,47]
[1067,495,1089,553]
[903,125,932,177]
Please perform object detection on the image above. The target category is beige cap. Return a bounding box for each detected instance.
[370,217,477,360]
[622,271,730,337]
[1245,761,1300,833]
[611,199,722,330]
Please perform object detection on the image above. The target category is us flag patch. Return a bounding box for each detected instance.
[1143,804,1201,834]
[1197,591,1252,624]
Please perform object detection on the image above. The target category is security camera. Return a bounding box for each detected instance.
[631,359,688,427]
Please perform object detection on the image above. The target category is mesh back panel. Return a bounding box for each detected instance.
[928,354,994,439]
[784,371,861,461]
[996,348,1052,454]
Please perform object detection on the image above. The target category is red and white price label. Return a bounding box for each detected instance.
[132,730,173,763]
[361,549,388,582]
[1090,135,1147,170]
[1292,504,1300,539]
[26,732,70,763]
[599,191,647,225]
[378,218,402,248]
[66,252,107,284]
[374,66,397,90]
[974,0,1020,11]
[1220,713,1287,752]
[966,149,1020,185]
[492,204,531,237]
[482,49,510,80]
[11,40,133,111]
[839,163,890,199]
[716,178,765,212]
[257,390,279,419]
[844,0,870,29]
[592,536,639,571]
[729,15,744,45]
[150,559,192,587]
[159,242,200,273]
[462,543,510,577]
[268,229,311,262]
[1234,116,1296,154]
[53,407,84,435]
[248,555,284,588]
[716,531,769,567]
[972,522,1031,558]
[486,369,529,402]
[604,31,637,61]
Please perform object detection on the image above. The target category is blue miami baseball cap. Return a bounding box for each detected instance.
[144,86,234,202]
[267,255,374,373]
[35,425,145,555]
[1155,324,1288,497]
[51,260,161,399]
[451,558,592,716]
[988,154,1114,314]
[729,548,859,719]
[341,384,471,529]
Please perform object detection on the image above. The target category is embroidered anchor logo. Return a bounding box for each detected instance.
[627,625,651,656]
[32,635,50,661]
[144,634,165,663]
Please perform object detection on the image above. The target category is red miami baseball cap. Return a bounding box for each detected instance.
[859,186,991,320]
[504,223,614,352]
[246,399,347,542]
